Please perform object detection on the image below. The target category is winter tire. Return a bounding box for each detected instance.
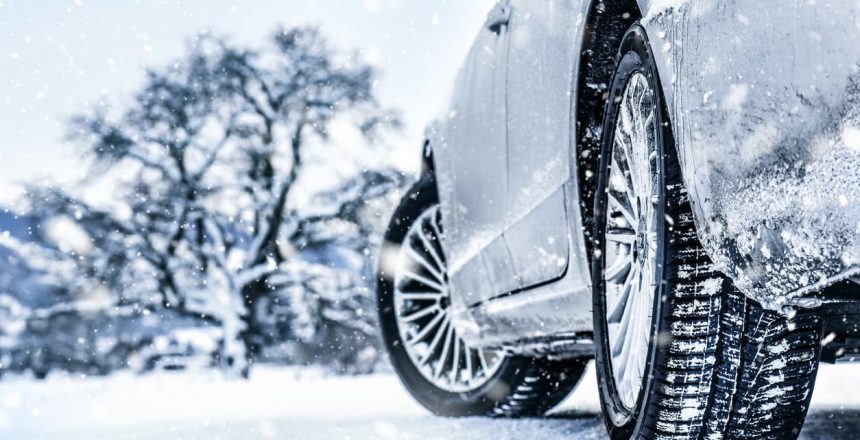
[592,24,823,440]
[377,175,587,417]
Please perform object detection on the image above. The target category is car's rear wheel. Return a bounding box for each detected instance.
[377,176,587,417]
[592,24,823,440]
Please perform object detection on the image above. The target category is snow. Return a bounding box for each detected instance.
[1,363,860,439]
[0,365,602,439]
[644,1,860,309]
[643,0,689,20]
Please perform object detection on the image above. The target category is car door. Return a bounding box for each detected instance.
[501,0,578,290]
[435,0,520,306]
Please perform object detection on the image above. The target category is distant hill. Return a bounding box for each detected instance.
[0,209,36,242]
[0,209,64,309]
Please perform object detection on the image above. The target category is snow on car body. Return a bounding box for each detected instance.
[643,0,860,307]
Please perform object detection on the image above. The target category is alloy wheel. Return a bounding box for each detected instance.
[393,206,504,393]
[601,72,661,410]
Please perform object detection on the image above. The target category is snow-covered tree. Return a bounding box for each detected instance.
[259,168,410,373]
[36,26,401,375]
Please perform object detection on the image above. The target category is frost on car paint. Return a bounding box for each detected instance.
[644,0,860,309]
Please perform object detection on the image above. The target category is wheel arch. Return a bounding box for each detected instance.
[574,0,642,260]
[419,122,441,179]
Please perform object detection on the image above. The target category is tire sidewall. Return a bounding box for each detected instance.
[592,25,671,438]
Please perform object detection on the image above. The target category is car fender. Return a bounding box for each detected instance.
[639,1,860,309]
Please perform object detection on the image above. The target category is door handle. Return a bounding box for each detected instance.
[485,3,511,34]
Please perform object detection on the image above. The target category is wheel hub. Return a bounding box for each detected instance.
[439,296,450,309]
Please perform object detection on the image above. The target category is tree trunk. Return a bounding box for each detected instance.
[237,279,268,373]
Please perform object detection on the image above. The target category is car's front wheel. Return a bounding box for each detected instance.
[592,24,823,440]
[377,176,587,417]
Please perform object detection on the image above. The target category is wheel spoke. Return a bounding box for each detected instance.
[615,272,644,372]
[612,141,638,208]
[420,316,450,365]
[399,292,443,301]
[611,264,640,348]
[434,324,455,380]
[607,228,636,244]
[399,269,445,292]
[648,231,659,251]
[604,252,632,283]
[478,348,490,373]
[608,189,636,227]
[405,246,444,284]
[416,226,446,273]
[462,343,474,384]
[407,310,446,346]
[400,305,439,323]
[450,336,461,383]
[429,213,446,255]
[619,113,638,179]
[607,264,638,324]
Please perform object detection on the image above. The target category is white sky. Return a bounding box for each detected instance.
[0,0,496,204]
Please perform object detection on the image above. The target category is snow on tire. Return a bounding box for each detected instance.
[592,24,822,440]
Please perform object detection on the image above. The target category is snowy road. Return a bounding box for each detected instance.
[2,362,859,439]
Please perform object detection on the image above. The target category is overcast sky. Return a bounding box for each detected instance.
[0,0,496,204]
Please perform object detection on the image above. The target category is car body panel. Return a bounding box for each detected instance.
[434,0,595,347]
[462,182,594,348]
[502,0,581,290]
[430,0,860,349]
[434,11,521,305]
[640,0,860,309]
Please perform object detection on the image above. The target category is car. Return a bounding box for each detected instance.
[375,1,860,439]
[133,328,219,374]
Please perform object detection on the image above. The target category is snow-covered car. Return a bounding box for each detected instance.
[376,1,860,439]
[134,328,219,373]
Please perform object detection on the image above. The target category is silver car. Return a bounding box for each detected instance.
[376,1,860,439]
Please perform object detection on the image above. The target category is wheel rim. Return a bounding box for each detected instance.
[393,206,503,393]
[603,72,661,411]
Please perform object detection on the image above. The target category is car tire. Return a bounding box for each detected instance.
[377,175,587,417]
[592,24,823,440]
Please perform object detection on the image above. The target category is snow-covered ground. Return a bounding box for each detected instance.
[1,362,859,439]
